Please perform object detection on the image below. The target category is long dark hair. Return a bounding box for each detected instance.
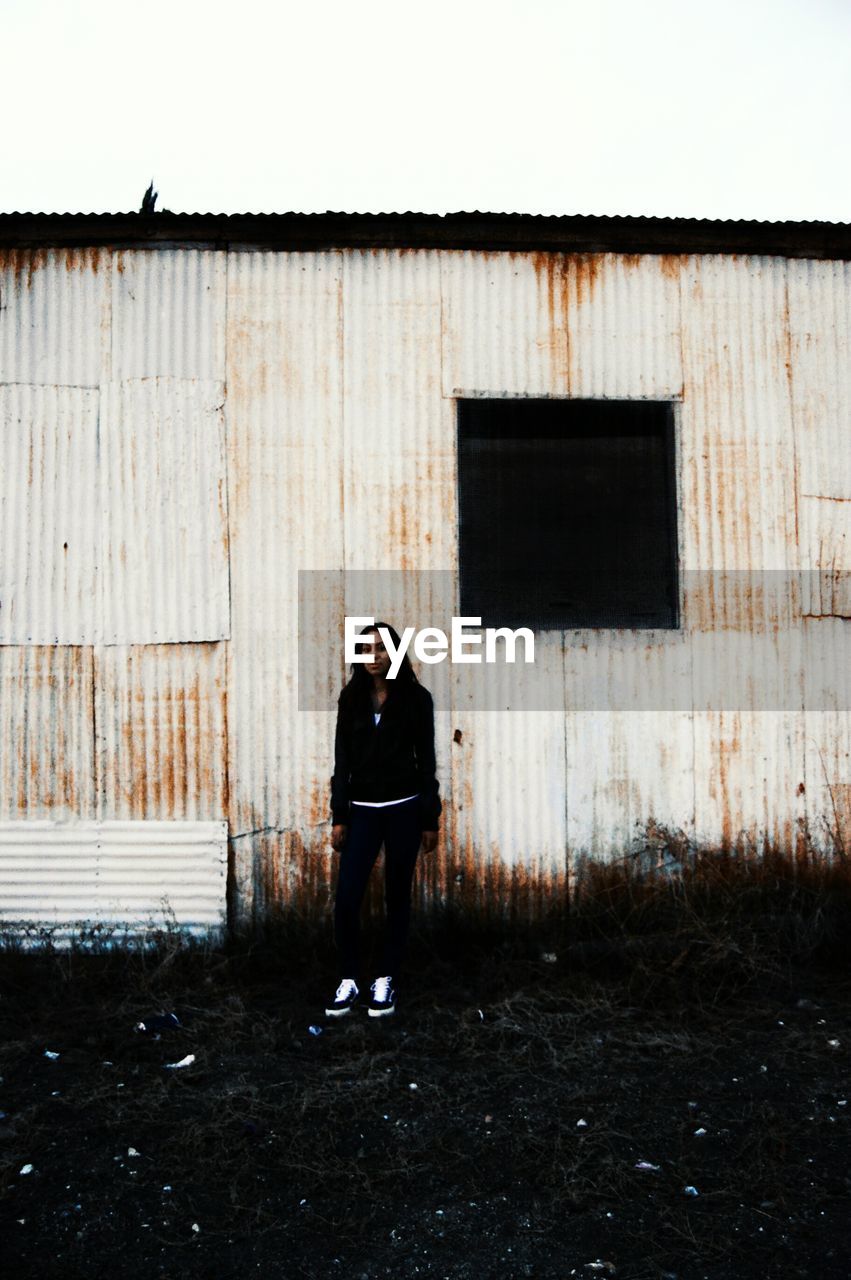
[339,620,420,715]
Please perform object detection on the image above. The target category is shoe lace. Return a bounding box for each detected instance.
[372,975,392,1002]
[335,978,357,1000]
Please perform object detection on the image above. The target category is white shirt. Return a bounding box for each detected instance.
[350,711,419,807]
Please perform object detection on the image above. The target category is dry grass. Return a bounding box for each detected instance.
[1,844,850,1279]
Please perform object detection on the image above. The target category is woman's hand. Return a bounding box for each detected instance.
[421,830,439,854]
[330,824,348,852]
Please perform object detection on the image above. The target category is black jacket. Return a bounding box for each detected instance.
[330,680,442,831]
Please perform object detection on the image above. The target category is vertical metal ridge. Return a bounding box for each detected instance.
[96,643,228,823]
[0,819,227,939]
[225,250,344,924]
[0,246,108,386]
[0,384,100,643]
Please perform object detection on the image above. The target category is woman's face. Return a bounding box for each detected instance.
[362,628,392,678]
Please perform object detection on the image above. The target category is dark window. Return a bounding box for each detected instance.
[457,398,679,630]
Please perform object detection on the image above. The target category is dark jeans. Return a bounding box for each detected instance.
[334,795,423,983]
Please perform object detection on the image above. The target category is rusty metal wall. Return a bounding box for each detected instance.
[95,642,229,822]
[679,255,805,857]
[1,243,850,934]
[0,248,231,932]
[788,260,851,856]
[224,250,345,925]
[0,645,95,820]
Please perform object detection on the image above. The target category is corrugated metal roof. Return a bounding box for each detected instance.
[0,211,850,257]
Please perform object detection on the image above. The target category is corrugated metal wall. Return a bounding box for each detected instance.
[1,244,849,933]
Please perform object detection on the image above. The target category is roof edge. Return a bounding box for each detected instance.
[0,210,849,257]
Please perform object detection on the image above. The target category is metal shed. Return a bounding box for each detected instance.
[0,210,849,938]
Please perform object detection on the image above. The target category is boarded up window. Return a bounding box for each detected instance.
[457,399,679,629]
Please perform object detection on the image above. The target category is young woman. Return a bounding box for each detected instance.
[327,621,441,1018]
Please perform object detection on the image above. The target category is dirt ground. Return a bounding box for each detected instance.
[1,865,850,1280]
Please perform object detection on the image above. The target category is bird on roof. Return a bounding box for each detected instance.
[140,180,158,214]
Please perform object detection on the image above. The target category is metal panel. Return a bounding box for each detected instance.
[0,645,95,820]
[446,640,568,920]
[0,247,109,387]
[0,384,100,643]
[435,250,568,906]
[96,642,229,822]
[224,251,344,926]
[99,376,230,644]
[689,709,807,854]
[679,255,805,852]
[801,619,851,856]
[565,645,696,865]
[787,259,851,616]
[344,250,452,569]
[338,251,458,915]
[786,261,851,852]
[0,819,227,941]
[111,248,227,381]
[679,255,799,579]
[565,252,683,398]
[440,249,569,397]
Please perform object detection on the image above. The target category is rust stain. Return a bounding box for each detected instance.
[530,250,569,386]
[62,246,103,275]
[782,284,802,554]
[388,478,430,571]
[174,671,189,817]
[255,359,270,397]
[220,649,232,824]
[657,254,683,282]
[714,718,743,853]
[245,817,571,928]
[568,252,606,310]
[110,648,227,822]
[217,472,229,567]
[6,646,90,818]
[0,248,49,288]
[0,246,104,287]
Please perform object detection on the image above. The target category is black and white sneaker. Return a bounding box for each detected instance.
[325,977,359,1017]
[368,975,396,1018]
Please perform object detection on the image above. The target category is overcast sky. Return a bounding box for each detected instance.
[2,0,849,221]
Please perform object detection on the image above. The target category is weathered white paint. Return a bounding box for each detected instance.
[224,250,345,921]
[111,248,227,382]
[0,247,109,387]
[99,376,230,644]
[0,384,100,643]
